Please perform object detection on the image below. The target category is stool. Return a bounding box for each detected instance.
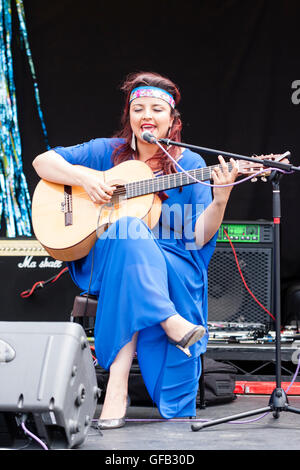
[71,293,98,336]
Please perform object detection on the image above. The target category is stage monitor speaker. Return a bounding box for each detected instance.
[0,238,80,322]
[0,322,101,449]
[207,220,274,325]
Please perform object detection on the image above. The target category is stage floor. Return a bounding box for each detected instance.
[3,394,300,454]
[83,395,300,452]
[9,394,298,452]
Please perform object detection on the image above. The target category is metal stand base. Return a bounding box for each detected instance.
[191,388,300,431]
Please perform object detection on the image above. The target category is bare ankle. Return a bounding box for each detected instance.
[100,389,128,419]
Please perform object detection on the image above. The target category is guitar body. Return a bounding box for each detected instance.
[32,160,162,261]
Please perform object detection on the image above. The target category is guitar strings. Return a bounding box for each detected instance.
[125,162,234,197]
[34,166,281,213]
[33,162,220,211]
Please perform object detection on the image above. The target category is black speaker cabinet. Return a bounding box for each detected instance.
[0,322,100,449]
[207,221,274,325]
[0,238,80,322]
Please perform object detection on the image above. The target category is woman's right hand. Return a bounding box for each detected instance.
[32,150,116,204]
[78,171,116,204]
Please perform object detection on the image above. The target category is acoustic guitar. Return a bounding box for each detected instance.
[31,155,283,261]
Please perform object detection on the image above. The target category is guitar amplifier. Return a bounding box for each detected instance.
[207,221,274,325]
[0,238,80,322]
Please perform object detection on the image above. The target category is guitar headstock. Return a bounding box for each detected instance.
[238,153,289,182]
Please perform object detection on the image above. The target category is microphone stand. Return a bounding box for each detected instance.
[159,139,300,431]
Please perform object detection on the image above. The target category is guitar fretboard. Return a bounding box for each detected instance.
[125,162,234,199]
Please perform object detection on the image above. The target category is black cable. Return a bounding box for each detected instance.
[81,244,96,332]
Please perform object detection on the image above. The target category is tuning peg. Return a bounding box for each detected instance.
[261,176,268,182]
[251,177,257,183]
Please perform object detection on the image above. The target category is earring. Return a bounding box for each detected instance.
[131,132,136,151]
[166,127,172,150]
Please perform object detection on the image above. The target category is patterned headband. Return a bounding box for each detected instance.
[129,86,175,109]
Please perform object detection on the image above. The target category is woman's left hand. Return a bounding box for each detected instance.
[212,155,239,205]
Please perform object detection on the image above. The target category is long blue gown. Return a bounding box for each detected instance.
[54,138,217,419]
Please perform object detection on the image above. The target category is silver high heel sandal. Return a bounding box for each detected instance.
[168,325,206,357]
[97,396,131,430]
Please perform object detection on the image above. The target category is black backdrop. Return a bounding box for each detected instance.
[6,0,300,289]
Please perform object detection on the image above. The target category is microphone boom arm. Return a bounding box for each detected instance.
[158,138,296,172]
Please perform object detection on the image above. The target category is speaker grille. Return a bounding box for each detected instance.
[208,246,273,324]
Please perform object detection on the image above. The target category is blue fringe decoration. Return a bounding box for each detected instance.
[0,0,49,237]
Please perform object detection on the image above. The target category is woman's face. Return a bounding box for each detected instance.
[129,97,173,145]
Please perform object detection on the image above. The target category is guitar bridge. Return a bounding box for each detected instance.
[62,185,73,226]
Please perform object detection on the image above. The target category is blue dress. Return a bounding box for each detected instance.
[54,138,217,419]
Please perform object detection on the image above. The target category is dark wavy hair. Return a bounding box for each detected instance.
[111,71,182,174]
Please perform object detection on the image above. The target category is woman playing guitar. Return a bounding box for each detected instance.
[32,71,281,429]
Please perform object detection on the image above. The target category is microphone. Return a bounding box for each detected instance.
[141,131,157,144]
